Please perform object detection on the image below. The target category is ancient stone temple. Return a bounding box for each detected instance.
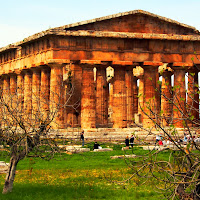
[0,10,200,130]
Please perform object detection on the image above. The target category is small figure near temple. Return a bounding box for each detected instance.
[156,134,161,144]
[125,136,129,147]
[93,142,100,150]
[130,135,134,148]
[80,130,84,147]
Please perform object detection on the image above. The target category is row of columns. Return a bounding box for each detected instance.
[1,64,65,128]
[81,61,199,129]
[0,60,199,129]
[81,62,139,129]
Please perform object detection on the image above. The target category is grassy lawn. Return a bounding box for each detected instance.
[0,144,162,200]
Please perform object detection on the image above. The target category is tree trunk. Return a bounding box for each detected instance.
[2,156,19,194]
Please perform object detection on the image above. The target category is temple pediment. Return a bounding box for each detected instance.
[61,10,199,36]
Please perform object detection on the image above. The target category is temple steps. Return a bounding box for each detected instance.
[49,128,188,143]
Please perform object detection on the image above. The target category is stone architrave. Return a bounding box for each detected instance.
[125,66,134,127]
[96,65,108,127]
[40,67,50,121]
[142,62,161,128]
[172,65,186,128]
[161,69,173,126]
[187,66,199,126]
[81,64,96,129]
[24,70,32,116]
[112,66,127,128]
[49,63,64,129]
[32,69,41,118]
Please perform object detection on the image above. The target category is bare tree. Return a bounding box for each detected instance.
[126,65,200,199]
[0,76,74,194]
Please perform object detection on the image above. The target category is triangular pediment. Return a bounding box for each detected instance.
[58,10,199,35]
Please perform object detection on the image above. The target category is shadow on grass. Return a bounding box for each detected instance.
[0,183,159,200]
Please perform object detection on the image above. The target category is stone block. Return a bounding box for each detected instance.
[110,154,136,159]
[66,147,90,154]
[122,147,130,150]
[0,161,9,173]
[93,148,113,152]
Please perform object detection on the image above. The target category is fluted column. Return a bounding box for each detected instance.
[112,66,127,128]
[108,80,114,125]
[125,66,134,127]
[138,75,144,122]
[65,62,82,127]
[50,63,64,128]
[96,65,108,127]
[172,65,186,128]
[3,75,10,104]
[133,76,138,116]
[32,68,41,119]
[40,67,50,121]
[0,76,3,98]
[9,74,17,110]
[24,70,32,116]
[142,62,161,128]
[81,64,96,129]
[187,66,199,126]
[17,72,24,112]
[161,69,173,126]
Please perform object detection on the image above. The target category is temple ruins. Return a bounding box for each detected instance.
[0,10,200,134]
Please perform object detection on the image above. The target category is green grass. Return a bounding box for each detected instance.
[0,145,162,200]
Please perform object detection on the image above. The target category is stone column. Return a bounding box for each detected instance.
[133,76,138,116]
[138,75,144,122]
[32,68,41,118]
[0,76,3,98]
[161,69,173,126]
[65,62,82,128]
[40,67,50,121]
[187,66,199,126]
[23,70,32,116]
[9,73,17,109]
[17,72,24,112]
[142,62,161,128]
[3,75,10,103]
[81,64,96,129]
[125,66,134,127]
[172,65,186,128]
[112,66,127,128]
[49,63,64,129]
[96,65,108,127]
[108,80,114,125]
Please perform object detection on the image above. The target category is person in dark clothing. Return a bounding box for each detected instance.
[130,135,134,148]
[125,136,129,147]
[93,142,100,150]
[80,130,84,147]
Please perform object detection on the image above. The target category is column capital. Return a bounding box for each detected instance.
[112,61,139,67]
[169,62,193,71]
[47,59,71,65]
[48,63,66,69]
[14,69,23,75]
[142,61,163,67]
[187,65,199,73]
[80,60,110,68]
[160,68,173,76]
[141,61,162,71]
[22,69,32,74]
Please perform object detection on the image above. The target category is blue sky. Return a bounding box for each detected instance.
[0,0,200,48]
